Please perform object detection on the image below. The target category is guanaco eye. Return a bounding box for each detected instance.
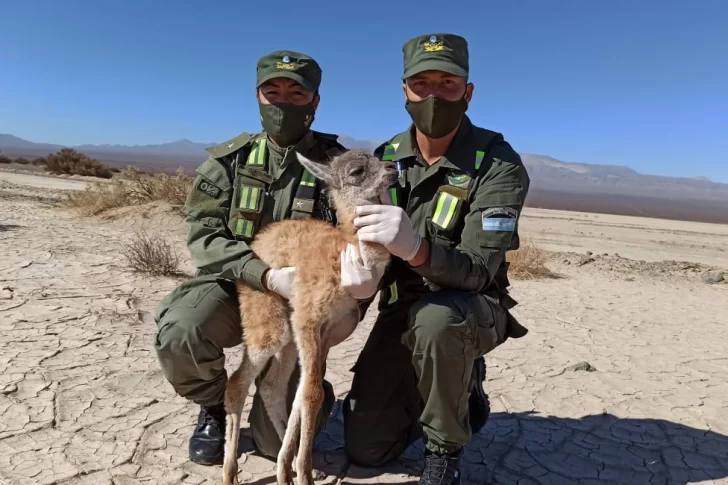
[348,167,365,177]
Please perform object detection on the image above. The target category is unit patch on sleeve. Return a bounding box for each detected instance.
[482,206,518,232]
[196,179,221,198]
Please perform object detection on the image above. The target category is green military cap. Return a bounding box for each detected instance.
[256,50,322,92]
[401,33,469,79]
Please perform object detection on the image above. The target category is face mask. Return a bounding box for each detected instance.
[258,100,315,147]
[404,95,468,139]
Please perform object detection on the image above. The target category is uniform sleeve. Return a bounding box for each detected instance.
[411,143,530,292]
[183,156,270,291]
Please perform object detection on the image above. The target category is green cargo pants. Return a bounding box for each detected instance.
[342,289,511,466]
[153,274,335,458]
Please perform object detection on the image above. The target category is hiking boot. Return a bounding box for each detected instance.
[468,356,490,434]
[189,403,226,465]
[419,449,461,485]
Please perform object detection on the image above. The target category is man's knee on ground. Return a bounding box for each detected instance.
[404,291,472,352]
[155,306,208,356]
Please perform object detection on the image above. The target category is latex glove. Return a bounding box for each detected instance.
[340,242,384,300]
[354,202,422,262]
[265,267,296,300]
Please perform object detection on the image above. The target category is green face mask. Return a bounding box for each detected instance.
[258,101,315,147]
[404,95,468,139]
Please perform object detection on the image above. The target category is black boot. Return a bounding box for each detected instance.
[419,449,462,485]
[189,403,226,465]
[468,356,490,435]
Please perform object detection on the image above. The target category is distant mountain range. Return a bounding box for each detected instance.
[2,132,727,223]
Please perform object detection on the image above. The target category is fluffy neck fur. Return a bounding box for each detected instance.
[329,190,391,269]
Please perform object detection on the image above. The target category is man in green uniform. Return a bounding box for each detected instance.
[341,33,531,484]
[153,49,374,466]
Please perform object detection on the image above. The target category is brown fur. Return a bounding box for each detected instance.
[222,150,397,485]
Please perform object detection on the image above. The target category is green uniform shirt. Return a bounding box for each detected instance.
[374,115,530,307]
[181,129,345,292]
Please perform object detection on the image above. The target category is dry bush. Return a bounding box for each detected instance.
[507,235,557,279]
[116,166,191,206]
[120,228,182,277]
[62,180,131,216]
[61,166,192,216]
[43,148,114,178]
[0,154,11,164]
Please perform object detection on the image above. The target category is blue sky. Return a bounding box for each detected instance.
[1,0,726,181]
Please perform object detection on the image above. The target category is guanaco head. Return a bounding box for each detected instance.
[295,150,397,227]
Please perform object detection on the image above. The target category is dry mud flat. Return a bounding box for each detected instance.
[1,173,727,485]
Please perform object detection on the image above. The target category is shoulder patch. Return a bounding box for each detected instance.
[195,179,221,198]
[205,131,255,159]
[194,157,233,194]
[482,206,518,232]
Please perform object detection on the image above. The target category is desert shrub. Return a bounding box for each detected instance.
[61,165,192,216]
[42,148,113,178]
[506,235,557,279]
[116,166,191,206]
[120,228,181,277]
[62,180,131,216]
[13,157,30,165]
[31,157,47,166]
[0,154,11,164]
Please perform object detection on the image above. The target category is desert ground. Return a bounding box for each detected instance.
[1,168,727,485]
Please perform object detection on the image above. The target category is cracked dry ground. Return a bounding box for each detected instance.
[1,180,728,485]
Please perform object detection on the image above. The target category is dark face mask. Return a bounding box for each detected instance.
[258,100,315,147]
[404,95,468,139]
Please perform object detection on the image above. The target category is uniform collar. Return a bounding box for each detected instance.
[265,130,317,169]
[391,115,477,176]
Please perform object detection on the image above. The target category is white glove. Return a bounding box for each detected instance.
[354,199,422,262]
[265,266,296,300]
[340,242,384,300]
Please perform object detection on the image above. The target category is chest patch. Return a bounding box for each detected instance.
[482,206,518,232]
[447,172,471,189]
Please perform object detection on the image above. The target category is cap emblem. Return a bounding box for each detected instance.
[276,55,296,70]
[424,36,444,52]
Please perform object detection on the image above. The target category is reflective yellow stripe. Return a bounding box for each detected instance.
[387,282,398,304]
[300,169,316,187]
[239,186,261,210]
[247,138,267,166]
[432,192,460,229]
[389,187,398,206]
[236,218,254,237]
[257,138,267,164]
[475,150,485,170]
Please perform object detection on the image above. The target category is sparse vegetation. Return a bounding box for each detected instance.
[62,179,133,216]
[507,235,557,279]
[116,166,190,206]
[121,228,182,277]
[62,165,192,216]
[43,148,114,178]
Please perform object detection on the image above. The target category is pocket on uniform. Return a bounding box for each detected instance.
[472,294,506,356]
[169,278,221,310]
[428,187,468,247]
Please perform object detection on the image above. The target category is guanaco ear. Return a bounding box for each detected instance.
[296,152,337,187]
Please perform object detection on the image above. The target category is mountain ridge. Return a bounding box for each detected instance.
[2,133,726,205]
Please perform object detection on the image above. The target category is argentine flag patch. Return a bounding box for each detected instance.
[482,206,518,232]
